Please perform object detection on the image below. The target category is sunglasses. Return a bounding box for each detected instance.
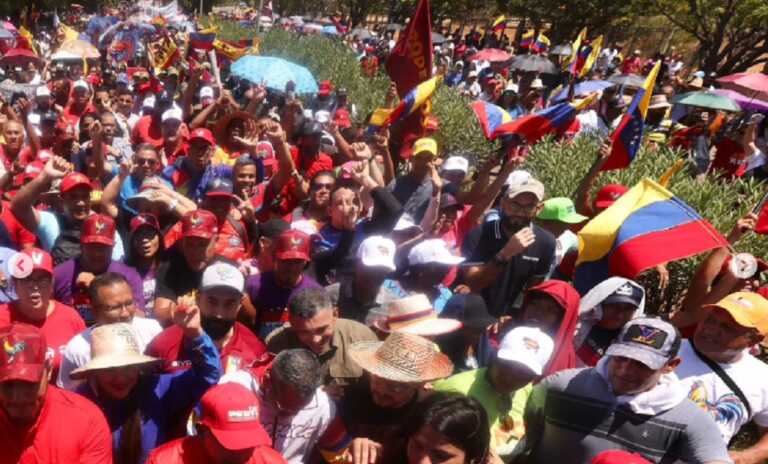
[311,182,334,191]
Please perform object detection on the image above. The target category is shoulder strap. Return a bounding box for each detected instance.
[690,342,752,417]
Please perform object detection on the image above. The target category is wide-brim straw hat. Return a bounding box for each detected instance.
[70,322,161,380]
[349,331,454,383]
[214,111,255,146]
[372,294,462,337]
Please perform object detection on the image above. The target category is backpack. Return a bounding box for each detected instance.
[51,226,82,265]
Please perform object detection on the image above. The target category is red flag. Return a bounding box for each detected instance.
[385,0,433,98]
[756,201,768,234]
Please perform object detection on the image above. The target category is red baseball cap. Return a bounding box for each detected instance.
[594,184,629,210]
[591,450,651,464]
[318,80,333,96]
[61,172,94,194]
[0,323,49,383]
[182,210,218,240]
[130,213,161,234]
[81,214,116,246]
[275,229,311,261]
[333,108,351,129]
[190,128,216,146]
[199,383,271,450]
[9,248,54,278]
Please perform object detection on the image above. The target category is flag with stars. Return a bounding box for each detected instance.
[602,60,661,171]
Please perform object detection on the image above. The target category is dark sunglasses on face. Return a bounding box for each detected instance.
[311,182,334,191]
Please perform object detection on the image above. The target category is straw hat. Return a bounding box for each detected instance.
[214,110,255,146]
[349,332,454,383]
[372,294,462,337]
[647,94,671,110]
[70,323,161,380]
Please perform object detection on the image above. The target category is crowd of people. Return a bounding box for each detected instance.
[0,2,768,464]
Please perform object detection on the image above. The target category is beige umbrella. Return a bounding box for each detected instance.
[57,39,100,59]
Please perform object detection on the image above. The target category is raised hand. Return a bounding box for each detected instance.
[175,294,203,339]
[43,156,72,180]
[350,142,372,160]
[264,120,286,144]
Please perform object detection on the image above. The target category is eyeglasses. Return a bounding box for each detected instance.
[311,182,334,191]
[135,158,158,167]
[18,276,51,288]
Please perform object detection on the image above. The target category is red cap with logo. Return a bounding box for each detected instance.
[130,213,161,234]
[594,184,629,210]
[0,323,49,383]
[9,248,54,278]
[275,229,311,261]
[318,80,333,96]
[81,214,116,246]
[61,172,94,194]
[190,128,216,146]
[198,382,271,450]
[182,210,218,239]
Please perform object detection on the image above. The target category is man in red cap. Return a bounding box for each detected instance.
[153,210,220,325]
[0,249,84,378]
[146,382,286,464]
[11,157,128,264]
[0,323,113,464]
[53,214,145,325]
[243,229,321,339]
[162,128,232,203]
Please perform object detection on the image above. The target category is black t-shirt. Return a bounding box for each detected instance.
[462,219,556,318]
[154,249,203,301]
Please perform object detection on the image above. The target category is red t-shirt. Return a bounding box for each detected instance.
[0,301,84,375]
[709,137,747,179]
[147,436,287,464]
[0,386,113,464]
[263,148,333,217]
[146,322,267,375]
[132,116,190,150]
[0,202,36,248]
[163,215,249,262]
[61,102,97,126]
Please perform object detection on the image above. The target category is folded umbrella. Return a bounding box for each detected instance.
[673,91,741,112]
[711,88,768,112]
[231,55,318,94]
[717,72,768,101]
[470,48,511,62]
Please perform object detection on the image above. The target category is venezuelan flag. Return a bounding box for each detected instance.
[563,27,586,73]
[383,76,441,127]
[531,33,550,54]
[492,16,508,32]
[494,94,596,144]
[602,60,662,170]
[189,32,217,51]
[579,35,602,78]
[519,29,535,49]
[574,178,728,294]
[367,107,394,135]
[471,101,513,140]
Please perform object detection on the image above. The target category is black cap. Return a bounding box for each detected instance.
[259,218,290,239]
[204,177,235,198]
[603,282,644,307]
[441,294,495,330]
[299,121,324,138]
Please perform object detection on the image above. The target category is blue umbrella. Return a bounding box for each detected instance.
[322,25,338,35]
[550,80,614,102]
[231,56,319,94]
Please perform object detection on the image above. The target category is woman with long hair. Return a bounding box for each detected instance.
[125,213,165,318]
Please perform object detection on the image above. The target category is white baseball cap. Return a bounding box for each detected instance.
[357,235,396,271]
[72,79,89,91]
[442,156,469,174]
[505,169,532,187]
[408,239,465,266]
[199,86,214,100]
[394,214,421,232]
[497,326,555,375]
[142,95,156,109]
[35,86,51,98]
[201,261,245,294]
[530,78,544,90]
[468,70,478,78]
[161,106,183,123]
[314,110,331,124]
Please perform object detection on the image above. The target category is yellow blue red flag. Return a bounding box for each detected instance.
[579,34,602,78]
[383,76,440,127]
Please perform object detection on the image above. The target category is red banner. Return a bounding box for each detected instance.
[385,0,433,98]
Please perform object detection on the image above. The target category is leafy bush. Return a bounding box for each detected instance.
[215,23,767,312]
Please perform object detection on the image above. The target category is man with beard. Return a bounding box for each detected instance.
[463,176,555,318]
[387,138,438,222]
[56,272,162,391]
[52,214,145,325]
[162,127,231,203]
[147,261,267,377]
[0,323,113,464]
[11,157,126,264]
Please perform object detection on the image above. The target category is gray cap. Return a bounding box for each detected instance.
[505,177,545,202]
[605,317,680,370]
[603,281,644,307]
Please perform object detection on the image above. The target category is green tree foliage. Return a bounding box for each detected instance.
[643,0,768,74]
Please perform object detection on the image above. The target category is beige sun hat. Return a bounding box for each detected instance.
[70,323,161,380]
[349,332,454,383]
[372,294,462,337]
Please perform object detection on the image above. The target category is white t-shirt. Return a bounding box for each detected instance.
[56,316,162,390]
[221,370,336,464]
[676,339,768,442]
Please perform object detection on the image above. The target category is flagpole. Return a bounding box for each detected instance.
[256,0,264,34]
[199,0,203,17]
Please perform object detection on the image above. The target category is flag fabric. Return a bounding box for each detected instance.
[385,0,433,98]
[658,159,687,187]
[213,39,252,61]
[471,101,513,140]
[189,32,216,50]
[519,29,535,49]
[148,36,179,73]
[492,16,507,32]
[494,94,596,144]
[367,108,394,134]
[531,33,550,54]
[59,24,80,42]
[574,178,729,294]
[601,60,662,171]
[383,76,441,127]
[17,27,37,55]
[579,34,602,78]
[563,27,586,72]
